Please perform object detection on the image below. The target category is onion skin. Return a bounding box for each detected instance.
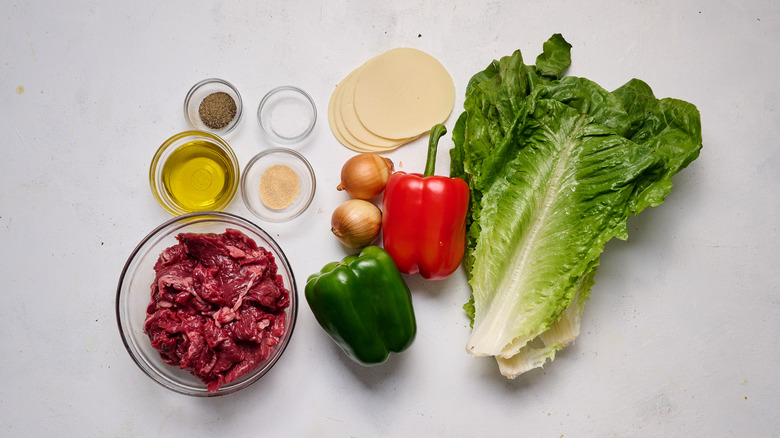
[337,154,394,200]
[331,199,382,249]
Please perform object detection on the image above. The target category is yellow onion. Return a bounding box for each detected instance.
[336,153,394,200]
[331,199,382,249]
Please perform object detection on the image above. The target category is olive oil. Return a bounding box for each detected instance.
[161,140,236,212]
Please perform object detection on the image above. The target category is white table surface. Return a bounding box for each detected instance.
[2,1,779,436]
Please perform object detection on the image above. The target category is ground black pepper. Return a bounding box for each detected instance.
[198,92,237,130]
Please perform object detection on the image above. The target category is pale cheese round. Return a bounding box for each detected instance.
[353,48,455,140]
[339,66,415,149]
[328,73,405,153]
[327,75,355,149]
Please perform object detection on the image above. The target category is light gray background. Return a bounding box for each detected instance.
[2,1,778,436]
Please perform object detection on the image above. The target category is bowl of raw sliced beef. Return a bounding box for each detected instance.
[116,211,298,396]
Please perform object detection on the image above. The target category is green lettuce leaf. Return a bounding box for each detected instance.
[450,34,702,378]
[535,33,572,79]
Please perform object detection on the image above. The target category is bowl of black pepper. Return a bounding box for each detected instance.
[184,78,243,135]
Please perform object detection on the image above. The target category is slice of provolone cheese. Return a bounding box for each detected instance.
[328,74,405,153]
[338,66,415,149]
[353,48,455,140]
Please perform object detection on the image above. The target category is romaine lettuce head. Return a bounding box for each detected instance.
[450,34,702,378]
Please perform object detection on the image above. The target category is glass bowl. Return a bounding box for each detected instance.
[149,130,240,216]
[184,78,243,135]
[241,148,316,222]
[257,86,317,145]
[116,212,298,397]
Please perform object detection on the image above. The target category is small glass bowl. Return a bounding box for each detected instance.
[257,86,317,145]
[241,148,316,222]
[184,78,243,135]
[149,130,240,216]
[116,212,298,397]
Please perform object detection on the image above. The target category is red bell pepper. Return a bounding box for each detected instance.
[382,124,469,280]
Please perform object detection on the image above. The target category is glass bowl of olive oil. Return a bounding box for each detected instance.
[150,131,240,215]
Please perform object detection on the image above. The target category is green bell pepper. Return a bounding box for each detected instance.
[305,245,417,366]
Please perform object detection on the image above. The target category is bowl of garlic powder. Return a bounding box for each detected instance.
[240,148,316,222]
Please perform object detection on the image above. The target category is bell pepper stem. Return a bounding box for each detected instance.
[423,124,447,177]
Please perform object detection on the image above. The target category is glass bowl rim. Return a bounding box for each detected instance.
[183,78,244,135]
[115,210,298,397]
[148,130,240,216]
[240,147,317,223]
[256,85,317,145]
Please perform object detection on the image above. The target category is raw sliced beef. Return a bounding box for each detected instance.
[144,228,290,392]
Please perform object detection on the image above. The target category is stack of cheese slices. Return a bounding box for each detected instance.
[328,48,455,153]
